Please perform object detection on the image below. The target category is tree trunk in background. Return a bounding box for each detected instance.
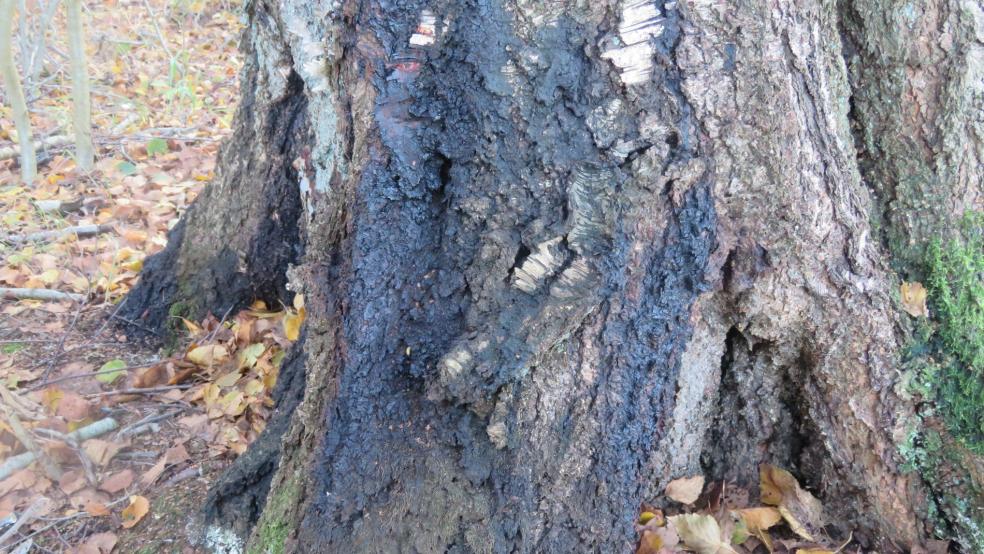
[122,0,983,552]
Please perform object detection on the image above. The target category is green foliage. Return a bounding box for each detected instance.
[925,212,984,452]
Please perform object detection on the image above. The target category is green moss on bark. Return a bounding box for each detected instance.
[247,473,301,554]
[926,212,984,452]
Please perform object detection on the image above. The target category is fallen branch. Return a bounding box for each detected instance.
[0,288,85,303]
[0,498,47,548]
[0,135,73,161]
[0,417,117,481]
[27,361,158,391]
[2,223,113,244]
[0,401,61,480]
[85,384,191,398]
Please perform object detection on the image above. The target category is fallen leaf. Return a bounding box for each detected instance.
[759,465,823,542]
[665,475,705,505]
[237,343,266,369]
[96,359,127,384]
[900,281,929,318]
[214,371,241,388]
[736,507,782,531]
[82,439,122,466]
[99,469,134,494]
[668,514,736,554]
[76,531,118,554]
[120,495,150,528]
[165,443,190,464]
[56,392,92,421]
[0,469,36,496]
[795,550,834,554]
[59,470,87,495]
[282,306,305,341]
[187,344,230,367]
[83,500,111,516]
[638,524,679,554]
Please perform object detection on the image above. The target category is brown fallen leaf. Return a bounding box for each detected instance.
[99,469,134,494]
[668,514,736,554]
[82,439,123,466]
[59,470,87,495]
[0,469,37,496]
[75,531,118,554]
[165,443,190,464]
[83,499,111,516]
[759,464,824,541]
[120,495,150,528]
[56,391,92,421]
[665,475,705,505]
[900,281,929,318]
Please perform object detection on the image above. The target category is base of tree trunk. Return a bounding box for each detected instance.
[124,0,984,551]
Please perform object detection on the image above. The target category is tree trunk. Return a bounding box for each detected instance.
[123,0,983,552]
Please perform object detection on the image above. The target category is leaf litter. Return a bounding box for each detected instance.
[0,0,281,550]
[638,467,948,554]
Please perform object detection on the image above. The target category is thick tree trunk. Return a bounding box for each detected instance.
[123,0,983,552]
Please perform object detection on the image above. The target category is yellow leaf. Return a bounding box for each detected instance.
[243,379,264,397]
[665,475,705,504]
[293,293,304,310]
[214,371,241,388]
[778,505,815,541]
[187,344,229,367]
[181,317,202,334]
[759,464,823,540]
[237,343,266,369]
[283,306,305,341]
[736,507,782,531]
[38,269,60,284]
[900,281,929,318]
[220,391,246,416]
[120,495,149,529]
[668,514,736,554]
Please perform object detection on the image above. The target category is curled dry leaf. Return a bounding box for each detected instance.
[900,281,929,318]
[668,514,736,554]
[665,475,705,505]
[759,464,823,542]
[120,495,150,529]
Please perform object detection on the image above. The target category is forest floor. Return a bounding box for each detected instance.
[0,1,307,551]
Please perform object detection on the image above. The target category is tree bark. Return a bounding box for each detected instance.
[123,0,983,552]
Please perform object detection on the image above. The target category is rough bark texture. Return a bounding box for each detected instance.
[125,0,983,552]
[119,7,310,332]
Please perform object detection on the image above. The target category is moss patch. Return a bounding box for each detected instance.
[925,212,984,452]
[248,473,302,554]
[899,212,984,549]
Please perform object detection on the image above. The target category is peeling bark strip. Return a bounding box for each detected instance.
[122,0,983,552]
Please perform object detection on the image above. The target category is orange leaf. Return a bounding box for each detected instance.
[120,495,150,528]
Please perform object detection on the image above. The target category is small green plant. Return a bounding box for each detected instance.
[925,212,984,452]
